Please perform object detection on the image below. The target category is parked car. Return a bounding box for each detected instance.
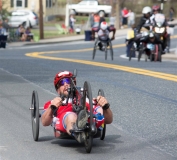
[8,9,38,28]
[68,0,112,16]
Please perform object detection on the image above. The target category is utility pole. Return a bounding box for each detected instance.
[160,0,164,13]
[158,0,167,13]
[115,0,120,29]
[39,0,44,39]
[110,0,113,16]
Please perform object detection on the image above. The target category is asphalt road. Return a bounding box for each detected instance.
[0,32,177,160]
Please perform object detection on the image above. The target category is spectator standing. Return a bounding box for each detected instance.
[2,19,10,32]
[0,20,6,35]
[69,14,76,33]
[89,12,94,28]
[125,10,135,28]
[91,12,100,39]
[0,20,7,48]
[169,7,175,20]
[125,24,136,57]
[122,7,129,27]
[93,12,100,27]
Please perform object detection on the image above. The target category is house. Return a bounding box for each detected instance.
[2,0,66,21]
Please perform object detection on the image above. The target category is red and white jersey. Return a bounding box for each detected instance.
[43,98,104,132]
[43,98,101,116]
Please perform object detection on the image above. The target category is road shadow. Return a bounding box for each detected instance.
[50,134,122,153]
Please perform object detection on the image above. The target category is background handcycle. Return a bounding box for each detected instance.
[29,69,106,153]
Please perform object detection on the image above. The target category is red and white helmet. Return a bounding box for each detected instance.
[152,5,160,12]
[54,71,73,90]
[100,21,108,30]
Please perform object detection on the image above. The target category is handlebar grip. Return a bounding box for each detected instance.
[60,95,65,101]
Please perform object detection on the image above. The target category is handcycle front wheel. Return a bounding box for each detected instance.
[82,81,94,153]
[31,90,40,141]
[98,89,106,140]
[92,39,98,60]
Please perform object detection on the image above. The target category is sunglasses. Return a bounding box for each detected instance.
[59,78,71,86]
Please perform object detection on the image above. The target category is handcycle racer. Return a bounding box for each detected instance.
[41,70,113,143]
[96,21,116,51]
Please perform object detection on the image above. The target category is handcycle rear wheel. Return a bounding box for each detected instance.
[105,44,108,60]
[98,89,106,140]
[83,81,94,153]
[157,44,162,62]
[129,44,135,61]
[109,41,114,60]
[31,90,40,141]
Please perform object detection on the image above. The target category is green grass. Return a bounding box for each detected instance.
[31,29,84,39]
[31,30,58,38]
[43,15,110,27]
[32,15,109,39]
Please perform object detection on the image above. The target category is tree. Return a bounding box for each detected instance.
[114,0,127,29]
[0,0,10,20]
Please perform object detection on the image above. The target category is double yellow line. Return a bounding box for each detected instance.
[26,49,177,82]
[26,34,177,82]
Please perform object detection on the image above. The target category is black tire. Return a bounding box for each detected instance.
[129,44,135,61]
[105,45,107,60]
[109,41,113,60]
[158,44,162,62]
[98,89,106,140]
[71,9,76,15]
[150,53,154,62]
[92,40,98,60]
[83,81,94,153]
[129,50,132,61]
[98,10,105,17]
[31,90,40,141]
[138,50,142,61]
[145,53,148,62]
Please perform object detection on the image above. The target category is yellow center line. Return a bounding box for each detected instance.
[26,35,177,83]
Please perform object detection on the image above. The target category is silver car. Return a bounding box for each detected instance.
[8,9,38,28]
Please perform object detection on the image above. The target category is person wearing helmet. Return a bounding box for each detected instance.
[133,6,152,51]
[136,6,152,33]
[150,5,169,54]
[97,21,115,51]
[91,13,116,41]
[150,5,162,24]
[41,70,113,143]
[91,12,100,40]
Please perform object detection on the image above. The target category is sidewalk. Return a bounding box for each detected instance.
[7,27,177,61]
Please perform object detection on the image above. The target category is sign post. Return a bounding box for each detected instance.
[158,0,167,13]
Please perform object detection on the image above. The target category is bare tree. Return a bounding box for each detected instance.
[114,0,127,29]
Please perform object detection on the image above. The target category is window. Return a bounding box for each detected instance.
[11,0,28,8]
[46,0,52,8]
[16,0,22,7]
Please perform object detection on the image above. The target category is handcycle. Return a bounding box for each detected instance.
[137,31,162,62]
[29,69,106,153]
[92,38,114,60]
